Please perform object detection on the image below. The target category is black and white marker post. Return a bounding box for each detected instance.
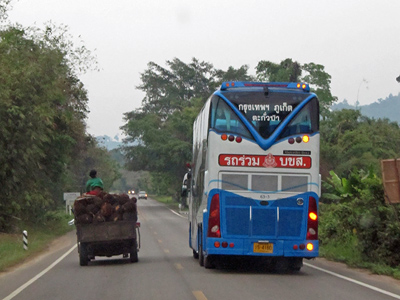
[23,230,28,250]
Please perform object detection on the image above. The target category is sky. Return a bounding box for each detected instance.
[6,0,400,138]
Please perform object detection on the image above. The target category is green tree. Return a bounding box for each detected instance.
[64,135,121,195]
[122,58,252,196]
[0,0,11,22]
[256,58,302,82]
[320,109,400,178]
[0,23,98,230]
[256,58,337,117]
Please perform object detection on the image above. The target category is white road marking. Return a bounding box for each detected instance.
[304,262,400,299]
[2,244,77,300]
[169,208,187,219]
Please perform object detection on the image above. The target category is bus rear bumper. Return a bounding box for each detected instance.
[205,238,318,258]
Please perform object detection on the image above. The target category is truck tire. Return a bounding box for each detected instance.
[130,242,138,263]
[79,243,89,266]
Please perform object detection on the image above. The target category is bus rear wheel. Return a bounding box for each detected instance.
[198,227,204,266]
[199,240,204,266]
[289,258,303,271]
[204,255,215,269]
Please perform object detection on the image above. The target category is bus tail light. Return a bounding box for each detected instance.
[207,194,221,238]
[306,196,318,240]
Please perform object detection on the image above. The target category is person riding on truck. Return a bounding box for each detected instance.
[85,169,104,195]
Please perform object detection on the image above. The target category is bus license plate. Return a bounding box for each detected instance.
[253,243,273,253]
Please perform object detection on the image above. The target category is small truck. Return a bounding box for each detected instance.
[76,220,140,266]
[73,194,140,266]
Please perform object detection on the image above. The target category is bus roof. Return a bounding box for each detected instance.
[220,81,310,93]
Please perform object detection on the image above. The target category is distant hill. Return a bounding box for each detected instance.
[95,135,137,151]
[331,93,400,124]
[96,135,122,150]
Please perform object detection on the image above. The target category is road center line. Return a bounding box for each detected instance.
[192,290,208,300]
[174,263,183,270]
[304,262,400,299]
[2,244,77,300]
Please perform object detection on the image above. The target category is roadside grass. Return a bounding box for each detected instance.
[320,235,400,280]
[151,194,188,212]
[320,235,363,266]
[0,210,74,272]
[152,195,175,205]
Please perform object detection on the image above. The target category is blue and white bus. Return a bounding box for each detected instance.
[185,81,320,270]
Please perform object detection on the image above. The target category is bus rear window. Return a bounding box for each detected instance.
[222,90,311,139]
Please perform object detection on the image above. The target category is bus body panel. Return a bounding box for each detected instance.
[188,82,320,263]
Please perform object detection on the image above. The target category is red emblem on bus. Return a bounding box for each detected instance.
[219,154,311,169]
[262,153,277,168]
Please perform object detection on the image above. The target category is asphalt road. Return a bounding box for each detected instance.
[1,197,400,300]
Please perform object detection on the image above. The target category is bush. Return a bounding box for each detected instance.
[320,169,400,267]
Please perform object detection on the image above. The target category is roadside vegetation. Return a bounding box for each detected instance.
[320,167,400,279]
[0,210,73,272]
[0,2,120,232]
[318,109,400,278]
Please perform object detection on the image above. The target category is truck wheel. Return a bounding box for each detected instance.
[79,243,88,266]
[130,243,138,263]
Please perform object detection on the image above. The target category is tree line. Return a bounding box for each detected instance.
[0,2,119,231]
